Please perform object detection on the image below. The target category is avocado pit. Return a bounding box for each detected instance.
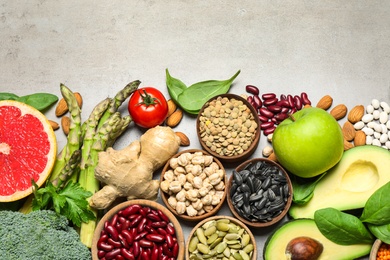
[285,236,323,260]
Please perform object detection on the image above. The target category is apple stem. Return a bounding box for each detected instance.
[289,114,296,122]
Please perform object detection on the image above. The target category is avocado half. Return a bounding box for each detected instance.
[263,219,372,259]
[289,145,390,219]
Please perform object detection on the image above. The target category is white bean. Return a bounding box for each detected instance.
[380,133,388,143]
[387,120,390,130]
[373,110,380,120]
[372,138,382,146]
[374,132,381,139]
[381,123,388,133]
[354,121,365,130]
[372,99,380,109]
[366,135,373,145]
[366,104,374,114]
[386,141,390,149]
[379,111,389,124]
[381,101,390,113]
[362,127,374,136]
[362,114,374,123]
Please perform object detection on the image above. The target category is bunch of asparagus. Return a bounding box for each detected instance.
[24,80,140,248]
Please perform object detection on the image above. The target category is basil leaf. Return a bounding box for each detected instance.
[367,223,390,244]
[290,173,325,204]
[166,69,187,103]
[360,181,390,225]
[16,93,58,112]
[0,92,19,100]
[177,70,240,115]
[314,207,374,245]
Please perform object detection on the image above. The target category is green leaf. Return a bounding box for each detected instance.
[360,181,390,225]
[16,93,58,111]
[290,173,325,204]
[166,68,187,103]
[368,223,390,244]
[314,207,374,245]
[176,70,241,115]
[0,92,19,100]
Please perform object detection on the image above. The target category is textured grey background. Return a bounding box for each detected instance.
[1,1,389,259]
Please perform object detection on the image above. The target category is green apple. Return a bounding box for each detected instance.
[272,107,344,178]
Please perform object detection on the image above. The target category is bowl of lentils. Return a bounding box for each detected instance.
[186,215,257,259]
[196,94,261,163]
[159,149,227,222]
[91,199,185,260]
[226,158,293,228]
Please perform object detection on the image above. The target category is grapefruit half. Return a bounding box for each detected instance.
[0,100,57,202]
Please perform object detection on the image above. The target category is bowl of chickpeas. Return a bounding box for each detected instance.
[159,149,227,222]
[196,94,261,164]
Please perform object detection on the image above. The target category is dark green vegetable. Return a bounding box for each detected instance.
[360,180,390,225]
[367,223,390,244]
[290,173,325,204]
[0,92,58,111]
[314,207,374,245]
[166,69,241,114]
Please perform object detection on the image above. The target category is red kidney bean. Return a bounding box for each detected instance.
[252,95,262,108]
[121,204,142,217]
[139,239,154,248]
[121,248,135,260]
[263,97,278,106]
[134,230,148,241]
[162,256,169,260]
[129,215,143,228]
[263,126,276,135]
[121,220,130,231]
[258,115,269,122]
[259,107,274,118]
[105,248,121,260]
[267,105,282,113]
[274,112,289,122]
[118,234,130,249]
[140,250,150,260]
[166,233,174,248]
[151,245,160,260]
[287,95,294,108]
[294,95,302,110]
[105,224,119,241]
[121,229,134,245]
[146,213,161,222]
[290,108,297,114]
[301,92,311,105]
[157,210,170,223]
[146,233,165,243]
[98,241,114,251]
[262,93,276,99]
[108,237,122,248]
[157,227,168,236]
[280,94,287,100]
[271,117,278,124]
[151,221,167,228]
[132,241,140,258]
[260,121,274,130]
[98,250,106,259]
[110,213,119,227]
[281,107,290,113]
[166,223,175,235]
[172,242,179,257]
[144,224,157,234]
[246,85,260,95]
[162,243,173,257]
[276,99,290,108]
[247,95,253,104]
[98,234,109,244]
[137,216,148,233]
[139,206,150,216]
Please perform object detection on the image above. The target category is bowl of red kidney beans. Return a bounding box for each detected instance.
[92,199,185,260]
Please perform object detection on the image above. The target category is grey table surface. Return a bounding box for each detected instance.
[1,1,390,259]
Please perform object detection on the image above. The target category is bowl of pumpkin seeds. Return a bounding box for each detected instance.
[196,94,261,164]
[226,157,293,228]
[186,215,257,260]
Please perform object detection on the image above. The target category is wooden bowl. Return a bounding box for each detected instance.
[186,215,258,260]
[91,199,185,260]
[370,239,385,260]
[226,158,293,228]
[160,149,227,222]
[196,93,261,164]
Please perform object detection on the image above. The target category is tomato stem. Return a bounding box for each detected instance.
[138,89,161,106]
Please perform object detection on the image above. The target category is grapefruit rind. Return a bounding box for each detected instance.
[0,100,57,202]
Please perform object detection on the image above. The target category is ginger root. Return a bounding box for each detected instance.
[89,126,181,209]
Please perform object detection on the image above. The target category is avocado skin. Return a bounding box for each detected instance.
[263,219,372,260]
[289,145,390,219]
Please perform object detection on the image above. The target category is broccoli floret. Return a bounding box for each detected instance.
[0,210,91,260]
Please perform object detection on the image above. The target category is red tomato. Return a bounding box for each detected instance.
[128,87,168,128]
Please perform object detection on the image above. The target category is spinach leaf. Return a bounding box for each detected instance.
[314,207,374,245]
[290,173,325,204]
[360,181,390,225]
[0,92,19,101]
[166,69,188,103]
[177,70,241,115]
[367,223,390,244]
[16,93,58,112]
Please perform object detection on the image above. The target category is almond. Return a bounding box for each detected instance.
[344,138,354,151]
[330,104,348,120]
[267,152,278,162]
[342,121,356,141]
[49,120,60,130]
[61,116,70,135]
[166,109,183,128]
[167,99,177,117]
[316,95,333,110]
[347,105,365,124]
[175,132,190,146]
[55,92,83,117]
[354,130,366,146]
